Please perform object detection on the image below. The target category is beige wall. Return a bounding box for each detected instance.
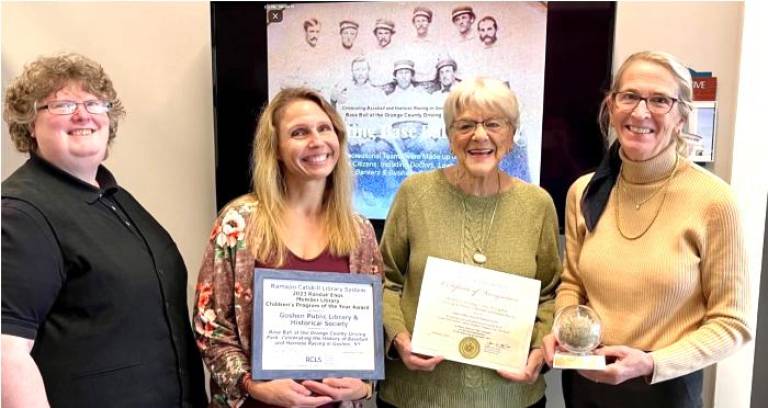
[1,2,216,304]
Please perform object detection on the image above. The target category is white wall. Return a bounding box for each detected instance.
[718,1,767,407]
[1,2,216,306]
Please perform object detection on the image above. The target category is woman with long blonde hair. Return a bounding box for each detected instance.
[194,88,383,408]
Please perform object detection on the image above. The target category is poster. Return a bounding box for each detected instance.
[267,2,548,219]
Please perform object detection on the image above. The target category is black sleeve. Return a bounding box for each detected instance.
[1,198,64,339]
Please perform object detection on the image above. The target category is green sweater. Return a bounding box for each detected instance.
[379,170,562,407]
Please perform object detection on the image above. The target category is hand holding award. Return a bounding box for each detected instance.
[552,305,606,370]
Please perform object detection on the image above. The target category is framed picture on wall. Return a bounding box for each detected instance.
[683,101,717,162]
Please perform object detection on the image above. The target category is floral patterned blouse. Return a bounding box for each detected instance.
[193,198,384,408]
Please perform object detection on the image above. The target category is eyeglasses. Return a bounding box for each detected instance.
[613,91,678,115]
[450,118,509,136]
[36,100,113,115]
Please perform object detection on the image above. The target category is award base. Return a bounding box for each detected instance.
[553,351,606,370]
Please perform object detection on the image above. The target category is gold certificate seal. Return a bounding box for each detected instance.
[458,336,480,359]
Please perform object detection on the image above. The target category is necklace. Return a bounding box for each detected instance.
[618,153,680,210]
[461,171,501,265]
[615,154,680,240]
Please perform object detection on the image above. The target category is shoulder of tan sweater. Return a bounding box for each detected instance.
[678,161,737,202]
[567,172,596,199]
[676,161,741,224]
[681,160,733,190]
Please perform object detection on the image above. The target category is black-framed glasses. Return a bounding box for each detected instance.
[36,100,113,115]
[613,91,678,114]
[450,118,509,136]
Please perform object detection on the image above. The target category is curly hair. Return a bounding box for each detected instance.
[3,53,126,153]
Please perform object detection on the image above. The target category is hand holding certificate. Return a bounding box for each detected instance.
[410,257,542,372]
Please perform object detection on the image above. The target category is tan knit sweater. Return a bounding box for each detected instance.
[556,142,752,384]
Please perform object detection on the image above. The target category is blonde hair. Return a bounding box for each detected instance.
[242,87,359,266]
[3,53,125,153]
[598,50,693,156]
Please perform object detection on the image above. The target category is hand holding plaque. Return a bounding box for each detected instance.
[552,305,606,370]
[251,269,385,380]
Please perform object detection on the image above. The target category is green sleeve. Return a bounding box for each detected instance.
[530,195,562,348]
[380,183,411,354]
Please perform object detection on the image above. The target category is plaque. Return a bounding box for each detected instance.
[251,269,384,379]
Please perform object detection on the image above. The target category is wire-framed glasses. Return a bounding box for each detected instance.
[450,118,509,136]
[613,91,678,115]
[36,100,113,115]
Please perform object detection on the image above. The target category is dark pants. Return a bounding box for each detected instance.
[562,369,703,408]
[376,395,546,407]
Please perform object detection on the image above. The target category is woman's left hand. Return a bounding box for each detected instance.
[497,348,545,384]
[302,377,370,401]
[577,345,654,385]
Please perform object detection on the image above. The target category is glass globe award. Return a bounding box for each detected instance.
[552,305,606,370]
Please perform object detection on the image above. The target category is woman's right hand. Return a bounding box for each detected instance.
[244,378,333,408]
[393,332,444,371]
[542,333,559,366]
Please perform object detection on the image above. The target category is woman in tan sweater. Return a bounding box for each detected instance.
[543,51,752,407]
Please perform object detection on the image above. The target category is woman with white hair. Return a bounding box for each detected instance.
[378,77,561,407]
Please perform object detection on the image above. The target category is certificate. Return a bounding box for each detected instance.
[411,257,541,372]
[251,269,385,380]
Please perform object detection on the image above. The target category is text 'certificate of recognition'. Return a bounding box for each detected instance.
[252,269,384,380]
[411,257,541,372]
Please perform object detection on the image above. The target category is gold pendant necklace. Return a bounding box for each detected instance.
[615,154,679,240]
[618,153,679,210]
[461,171,501,265]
